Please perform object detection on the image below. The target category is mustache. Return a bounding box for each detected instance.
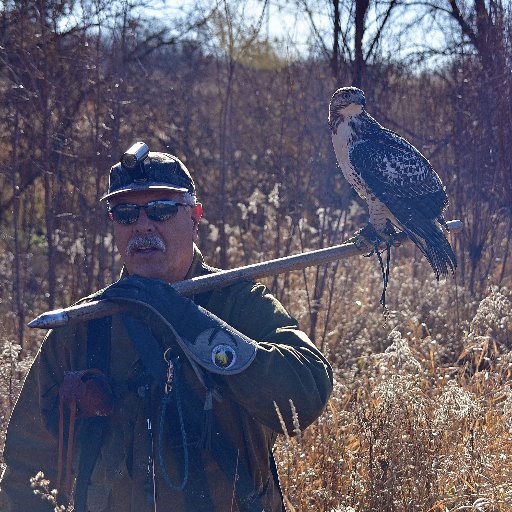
[126,234,166,256]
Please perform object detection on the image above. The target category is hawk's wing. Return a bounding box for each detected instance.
[349,128,448,225]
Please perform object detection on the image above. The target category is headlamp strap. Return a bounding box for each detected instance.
[128,158,149,183]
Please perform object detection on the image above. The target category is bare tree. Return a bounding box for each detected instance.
[299,0,399,86]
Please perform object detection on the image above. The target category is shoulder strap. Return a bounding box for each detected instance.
[75,316,112,512]
[86,316,112,372]
[121,314,167,382]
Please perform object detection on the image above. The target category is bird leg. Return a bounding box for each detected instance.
[382,220,401,248]
[348,223,382,254]
[348,221,399,311]
[347,220,401,254]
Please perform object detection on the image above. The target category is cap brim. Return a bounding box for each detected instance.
[100,182,189,201]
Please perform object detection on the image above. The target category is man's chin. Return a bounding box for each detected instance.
[125,260,169,282]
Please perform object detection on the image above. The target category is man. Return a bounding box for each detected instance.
[0,143,333,511]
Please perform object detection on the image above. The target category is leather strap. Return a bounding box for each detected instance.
[75,316,112,512]
[121,314,167,383]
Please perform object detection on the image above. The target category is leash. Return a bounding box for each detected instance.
[158,353,189,491]
[375,241,392,309]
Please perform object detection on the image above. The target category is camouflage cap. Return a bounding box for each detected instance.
[101,150,195,201]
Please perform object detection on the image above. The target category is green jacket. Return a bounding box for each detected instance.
[0,248,333,511]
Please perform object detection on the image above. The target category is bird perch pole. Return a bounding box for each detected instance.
[28,219,463,329]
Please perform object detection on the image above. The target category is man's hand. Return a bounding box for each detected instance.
[99,276,257,375]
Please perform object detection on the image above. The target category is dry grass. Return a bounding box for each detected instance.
[275,278,512,511]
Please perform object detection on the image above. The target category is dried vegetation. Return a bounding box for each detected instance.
[275,272,512,511]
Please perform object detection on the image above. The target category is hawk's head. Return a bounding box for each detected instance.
[328,87,366,133]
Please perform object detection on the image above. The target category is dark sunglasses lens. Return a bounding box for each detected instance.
[145,202,179,221]
[110,205,139,224]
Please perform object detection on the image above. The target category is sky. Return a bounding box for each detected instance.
[145,0,453,68]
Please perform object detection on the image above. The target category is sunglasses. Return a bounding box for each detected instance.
[108,200,191,225]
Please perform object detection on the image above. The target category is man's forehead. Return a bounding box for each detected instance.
[108,189,184,204]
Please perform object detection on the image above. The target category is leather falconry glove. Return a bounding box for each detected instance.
[99,275,257,375]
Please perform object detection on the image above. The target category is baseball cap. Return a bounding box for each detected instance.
[101,142,195,201]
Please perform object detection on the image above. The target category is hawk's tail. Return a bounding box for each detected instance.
[404,221,457,279]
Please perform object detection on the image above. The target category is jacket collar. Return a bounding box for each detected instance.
[183,244,206,280]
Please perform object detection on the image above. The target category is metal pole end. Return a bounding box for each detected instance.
[27,309,69,329]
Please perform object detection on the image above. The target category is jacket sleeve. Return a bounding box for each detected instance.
[211,282,333,435]
[0,325,84,511]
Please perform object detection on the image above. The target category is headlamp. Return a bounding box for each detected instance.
[120,142,150,170]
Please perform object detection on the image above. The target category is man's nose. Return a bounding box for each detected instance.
[134,208,154,230]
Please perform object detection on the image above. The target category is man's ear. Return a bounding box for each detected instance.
[192,203,203,227]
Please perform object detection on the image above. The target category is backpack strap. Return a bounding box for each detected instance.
[74,316,112,512]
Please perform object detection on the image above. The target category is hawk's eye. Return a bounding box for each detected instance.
[341,92,350,100]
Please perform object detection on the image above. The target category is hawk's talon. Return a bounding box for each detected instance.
[348,223,385,253]
[382,220,401,248]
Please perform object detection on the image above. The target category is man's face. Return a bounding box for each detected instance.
[109,189,202,283]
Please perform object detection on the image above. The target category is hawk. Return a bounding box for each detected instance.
[328,86,456,288]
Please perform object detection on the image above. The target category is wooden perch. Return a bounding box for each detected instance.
[27,219,463,329]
